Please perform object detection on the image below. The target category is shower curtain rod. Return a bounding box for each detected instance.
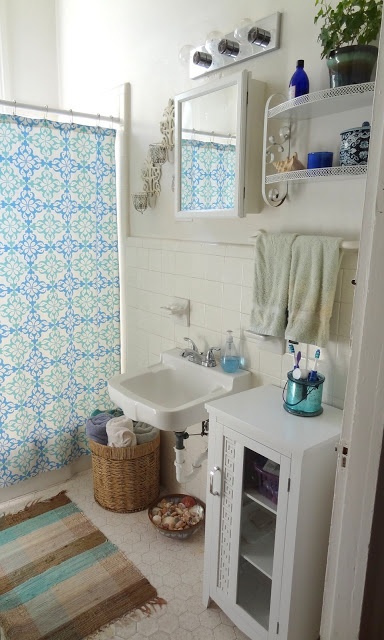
[0,99,122,126]
[182,127,235,138]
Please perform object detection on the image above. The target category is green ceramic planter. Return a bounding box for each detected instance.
[327,45,378,88]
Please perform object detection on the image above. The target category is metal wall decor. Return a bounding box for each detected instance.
[160,99,175,162]
[132,99,175,213]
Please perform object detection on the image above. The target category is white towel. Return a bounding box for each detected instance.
[250,233,297,338]
[285,235,342,347]
[106,416,137,448]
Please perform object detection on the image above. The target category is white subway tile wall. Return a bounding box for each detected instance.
[125,237,357,500]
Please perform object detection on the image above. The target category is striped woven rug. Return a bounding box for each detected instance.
[0,492,164,640]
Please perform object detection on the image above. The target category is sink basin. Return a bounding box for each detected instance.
[108,348,251,431]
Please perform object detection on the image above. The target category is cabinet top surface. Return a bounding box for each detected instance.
[206,385,342,453]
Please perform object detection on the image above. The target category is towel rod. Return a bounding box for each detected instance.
[248,231,359,250]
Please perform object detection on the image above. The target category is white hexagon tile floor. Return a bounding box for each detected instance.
[0,469,250,640]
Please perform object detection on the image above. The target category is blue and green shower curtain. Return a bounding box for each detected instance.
[0,115,120,486]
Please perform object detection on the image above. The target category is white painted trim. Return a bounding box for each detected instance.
[320,25,384,640]
[115,82,130,374]
[0,455,91,504]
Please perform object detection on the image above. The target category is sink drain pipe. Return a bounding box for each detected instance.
[174,431,208,484]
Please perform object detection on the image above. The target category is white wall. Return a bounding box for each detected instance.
[125,237,356,499]
[1,0,365,499]
[1,0,59,105]
[2,0,367,240]
[55,0,368,243]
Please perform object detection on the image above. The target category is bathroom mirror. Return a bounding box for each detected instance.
[175,70,248,219]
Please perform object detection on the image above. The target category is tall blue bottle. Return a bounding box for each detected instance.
[288,60,309,99]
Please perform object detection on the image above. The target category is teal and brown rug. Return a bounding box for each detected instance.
[0,492,164,640]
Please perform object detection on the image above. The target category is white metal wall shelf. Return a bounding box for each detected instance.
[266,164,368,185]
[268,82,375,120]
[262,82,375,207]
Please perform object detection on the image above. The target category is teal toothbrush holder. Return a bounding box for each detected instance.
[283,371,325,417]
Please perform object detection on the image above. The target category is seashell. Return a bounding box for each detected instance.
[273,152,305,173]
[152,508,161,516]
[163,516,176,527]
[152,515,162,525]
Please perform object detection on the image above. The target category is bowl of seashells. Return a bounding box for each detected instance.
[148,494,205,540]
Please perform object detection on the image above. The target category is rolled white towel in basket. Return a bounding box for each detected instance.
[106,416,137,448]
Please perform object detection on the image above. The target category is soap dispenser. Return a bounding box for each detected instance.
[221,330,240,373]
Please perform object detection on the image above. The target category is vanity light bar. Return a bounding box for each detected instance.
[190,12,281,79]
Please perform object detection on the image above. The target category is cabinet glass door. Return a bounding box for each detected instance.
[236,447,288,633]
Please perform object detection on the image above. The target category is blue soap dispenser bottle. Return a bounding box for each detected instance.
[221,330,240,373]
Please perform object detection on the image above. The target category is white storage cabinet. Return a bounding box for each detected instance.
[203,385,342,640]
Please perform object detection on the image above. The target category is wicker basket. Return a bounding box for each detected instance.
[88,434,160,513]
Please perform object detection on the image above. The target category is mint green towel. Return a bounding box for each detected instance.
[285,235,342,347]
[250,233,298,337]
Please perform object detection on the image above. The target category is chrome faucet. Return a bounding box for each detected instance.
[181,338,203,364]
[202,347,221,368]
[181,338,220,367]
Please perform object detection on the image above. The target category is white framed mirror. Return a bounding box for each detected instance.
[175,70,248,219]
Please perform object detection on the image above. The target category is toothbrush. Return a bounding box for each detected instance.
[288,343,296,370]
[296,350,301,369]
[309,349,321,382]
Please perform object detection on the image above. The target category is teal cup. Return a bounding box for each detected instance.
[283,371,325,417]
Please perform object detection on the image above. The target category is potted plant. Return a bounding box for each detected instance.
[314,0,383,87]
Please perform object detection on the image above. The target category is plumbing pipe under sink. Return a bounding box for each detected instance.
[174,447,208,484]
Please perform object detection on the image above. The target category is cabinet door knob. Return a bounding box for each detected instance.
[209,466,220,496]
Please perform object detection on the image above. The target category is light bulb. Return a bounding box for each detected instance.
[205,30,224,56]
[234,18,253,56]
[178,44,194,67]
[234,18,253,43]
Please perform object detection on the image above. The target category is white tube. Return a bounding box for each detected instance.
[174,447,208,484]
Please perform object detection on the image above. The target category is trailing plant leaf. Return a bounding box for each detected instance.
[314,0,383,58]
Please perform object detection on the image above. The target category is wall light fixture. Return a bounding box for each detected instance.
[182,12,281,79]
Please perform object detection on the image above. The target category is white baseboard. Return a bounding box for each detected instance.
[0,455,92,504]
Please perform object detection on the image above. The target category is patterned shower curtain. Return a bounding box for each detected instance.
[0,115,120,487]
[181,138,236,211]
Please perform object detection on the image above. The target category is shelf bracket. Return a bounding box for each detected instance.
[262,93,290,207]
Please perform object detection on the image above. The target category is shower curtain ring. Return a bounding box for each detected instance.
[44,105,48,121]
[69,109,73,125]
[97,113,101,128]
[110,115,114,129]
[12,100,16,116]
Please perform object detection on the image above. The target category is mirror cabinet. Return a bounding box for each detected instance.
[175,71,266,219]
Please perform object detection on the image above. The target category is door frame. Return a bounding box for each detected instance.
[320,24,384,640]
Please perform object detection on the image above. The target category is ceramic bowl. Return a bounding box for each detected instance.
[148,493,205,540]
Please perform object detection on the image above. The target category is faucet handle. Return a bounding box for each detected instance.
[202,347,221,367]
[183,337,199,352]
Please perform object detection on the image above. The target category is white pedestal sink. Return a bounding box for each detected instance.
[108,348,251,431]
